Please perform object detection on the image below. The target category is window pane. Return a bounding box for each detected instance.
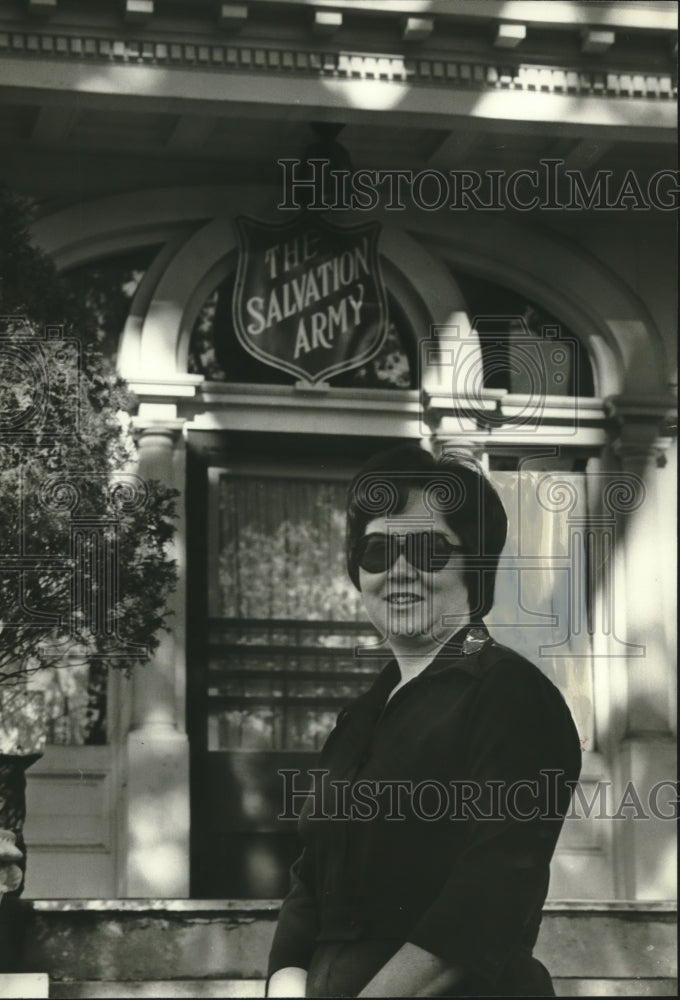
[23,660,107,746]
[208,474,378,750]
[454,270,595,397]
[215,476,364,621]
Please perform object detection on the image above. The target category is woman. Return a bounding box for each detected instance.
[267,445,582,997]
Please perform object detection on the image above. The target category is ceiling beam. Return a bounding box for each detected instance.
[312,11,342,36]
[218,3,248,30]
[426,130,480,168]
[26,0,57,16]
[494,23,526,49]
[402,17,434,43]
[561,138,614,170]
[581,29,615,55]
[123,0,154,24]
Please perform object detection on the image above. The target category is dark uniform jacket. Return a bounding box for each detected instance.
[267,625,582,995]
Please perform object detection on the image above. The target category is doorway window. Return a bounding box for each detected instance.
[207,471,377,753]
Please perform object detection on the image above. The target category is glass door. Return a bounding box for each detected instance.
[190,464,379,897]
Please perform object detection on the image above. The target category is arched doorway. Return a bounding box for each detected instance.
[29,189,674,903]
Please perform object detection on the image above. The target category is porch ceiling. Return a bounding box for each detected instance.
[0,97,676,205]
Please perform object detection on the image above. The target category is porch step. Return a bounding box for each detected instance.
[554,980,677,997]
[3,900,675,997]
[0,973,48,998]
[44,978,680,999]
[49,982,265,999]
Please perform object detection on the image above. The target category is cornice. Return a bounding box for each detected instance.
[7,0,680,34]
[0,29,676,101]
[179,381,424,438]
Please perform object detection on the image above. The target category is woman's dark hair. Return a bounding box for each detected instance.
[346,444,508,619]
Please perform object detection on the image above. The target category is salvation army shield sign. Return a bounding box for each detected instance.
[232,214,388,384]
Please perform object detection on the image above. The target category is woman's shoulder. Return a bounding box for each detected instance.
[475,637,582,772]
[477,635,571,710]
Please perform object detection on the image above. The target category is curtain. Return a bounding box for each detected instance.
[210,475,371,750]
[217,476,364,622]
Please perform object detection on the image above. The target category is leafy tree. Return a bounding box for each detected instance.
[0,183,178,685]
[0,185,178,891]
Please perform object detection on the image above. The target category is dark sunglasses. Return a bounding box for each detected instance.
[355,531,465,574]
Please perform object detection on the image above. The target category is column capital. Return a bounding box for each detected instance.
[604,393,677,467]
[433,438,488,467]
[130,415,186,443]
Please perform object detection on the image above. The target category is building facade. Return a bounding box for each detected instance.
[0,0,677,985]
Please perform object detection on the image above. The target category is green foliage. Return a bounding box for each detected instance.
[219,516,364,622]
[0,184,178,684]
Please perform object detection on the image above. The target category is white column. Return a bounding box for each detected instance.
[603,398,676,900]
[119,414,190,897]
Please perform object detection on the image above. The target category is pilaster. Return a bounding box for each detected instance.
[118,407,190,897]
[603,394,677,900]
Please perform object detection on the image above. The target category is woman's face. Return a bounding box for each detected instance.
[358,491,470,646]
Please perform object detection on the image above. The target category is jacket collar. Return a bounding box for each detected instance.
[370,622,492,697]
[420,622,491,678]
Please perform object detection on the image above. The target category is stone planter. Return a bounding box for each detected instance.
[0,689,46,897]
